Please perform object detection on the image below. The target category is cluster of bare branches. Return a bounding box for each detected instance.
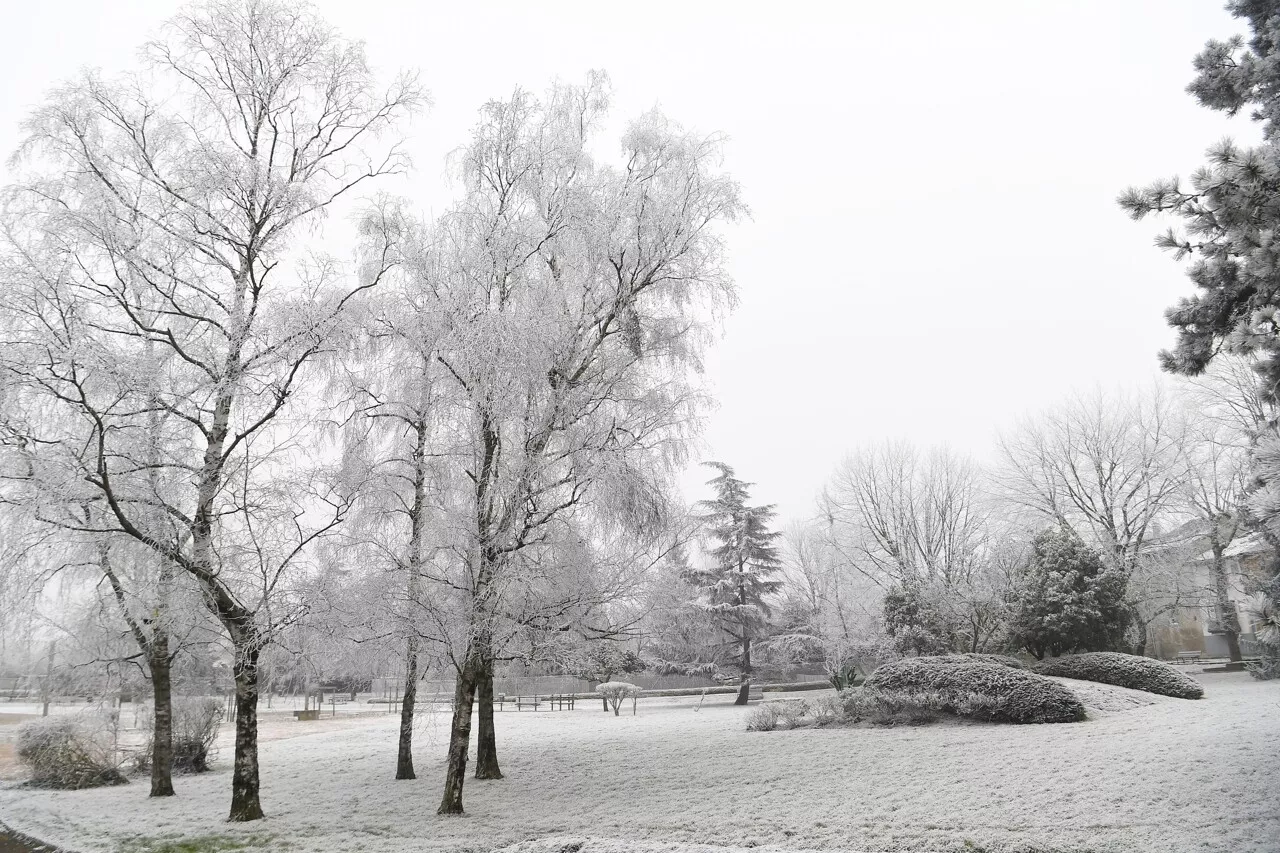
[0,0,742,823]
[779,375,1274,669]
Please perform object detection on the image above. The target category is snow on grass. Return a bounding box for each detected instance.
[0,673,1277,853]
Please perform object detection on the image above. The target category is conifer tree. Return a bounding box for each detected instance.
[1008,527,1130,660]
[691,463,783,705]
[1120,1,1280,574]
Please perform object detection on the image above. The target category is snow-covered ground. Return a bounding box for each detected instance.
[0,672,1276,853]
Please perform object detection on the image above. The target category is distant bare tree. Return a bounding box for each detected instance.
[995,387,1187,654]
[817,443,1005,655]
[821,443,989,588]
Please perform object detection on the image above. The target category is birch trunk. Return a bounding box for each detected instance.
[229,647,264,822]
[437,655,478,815]
[474,647,502,780]
[148,637,175,797]
[395,634,420,780]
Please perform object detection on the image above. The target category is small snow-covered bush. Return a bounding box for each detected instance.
[139,696,224,773]
[865,657,1086,723]
[1032,652,1204,699]
[775,699,809,729]
[745,703,780,731]
[16,716,127,789]
[808,693,844,726]
[172,696,223,772]
[840,688,942,726]
[596,681,640,716]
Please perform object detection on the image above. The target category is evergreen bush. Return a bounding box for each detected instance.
[1032,652,1204,699]
[865,657,1086,723]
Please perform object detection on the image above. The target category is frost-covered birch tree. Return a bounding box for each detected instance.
[327,200,458,783]
[399,75,743,815]
[0,0,422,820]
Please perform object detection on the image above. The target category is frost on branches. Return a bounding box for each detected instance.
[1119,1,1280,604]
[595,681,641,716]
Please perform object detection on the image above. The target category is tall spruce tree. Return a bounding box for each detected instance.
[692,463,784,705]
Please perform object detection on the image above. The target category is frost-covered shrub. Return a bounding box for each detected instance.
[775,699,809,729]
[808,693,844,726]
[950,653,1024,669]
[16,716,127,789]
[840,688,942,726]
[596,681,640,716]
[139,696,224,773]
[1032,652,1204,699]
[865,657,1086,723]
[744,703,780,731]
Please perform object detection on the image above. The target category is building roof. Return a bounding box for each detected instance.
[1198,531,1274,561]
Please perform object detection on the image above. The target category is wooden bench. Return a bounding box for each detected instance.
[514,695,541,711]
[1176,651,1202,663]
[547,693,575,711]
[293,709,320,721]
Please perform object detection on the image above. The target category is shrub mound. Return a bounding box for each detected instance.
[865,656,1086,723]
[1032,652,1204,699]
[16,716,127,789]
[951,652,1025,669]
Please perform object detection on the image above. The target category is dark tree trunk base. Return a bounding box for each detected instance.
[228,652,264,822]
[474,660,502,781]
[149,643,175,798]
[437,659,478,815]
[396,637,419,781]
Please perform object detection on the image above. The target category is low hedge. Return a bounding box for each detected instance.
[1032,652,1204,699]
[865,657,1086,724]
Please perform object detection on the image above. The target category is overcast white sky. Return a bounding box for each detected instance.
[1,1,1260,527]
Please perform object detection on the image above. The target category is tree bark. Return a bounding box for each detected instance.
[734,635,751,706]
[1210,547,1244,662]
[229,647,264,822]
[398,418,430,781]
[41,642,54,717]
[148,638,175,797]
[395,634,420,780]
[473,647,502,780]
[1131,613,1148,658]
[437,656,478,815]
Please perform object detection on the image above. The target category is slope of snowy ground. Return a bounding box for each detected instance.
[0,672,1276,853]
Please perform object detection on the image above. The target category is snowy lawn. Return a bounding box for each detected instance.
[0,671,1276,853]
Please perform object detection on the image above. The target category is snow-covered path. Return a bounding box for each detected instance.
[1,672,1276,853]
